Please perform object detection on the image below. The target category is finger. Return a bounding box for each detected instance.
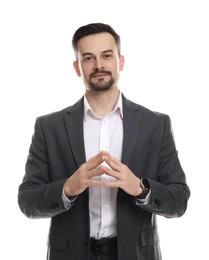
[102,179,121,188]
[86,178,107,187]
[105,152,121,165]
[103,166,121,180]
[104,155,121,172]
[87,151,106,163]
[86,152,106,170]
[88,166,105,178]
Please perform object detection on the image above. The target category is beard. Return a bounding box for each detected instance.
[86,69,117,92]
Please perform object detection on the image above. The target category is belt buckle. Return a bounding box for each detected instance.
[95,240,107,255]
[92,237,117,255]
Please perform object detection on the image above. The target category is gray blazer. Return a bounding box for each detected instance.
[18,94,190,260]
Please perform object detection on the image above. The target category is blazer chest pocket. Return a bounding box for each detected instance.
[47,233,68,250]
[140,229,160,247]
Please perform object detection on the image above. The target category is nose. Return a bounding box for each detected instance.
[94,58,104,70]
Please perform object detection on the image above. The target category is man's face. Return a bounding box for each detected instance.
[73,32,124,92]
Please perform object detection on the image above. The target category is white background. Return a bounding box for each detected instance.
[0,0,209,259]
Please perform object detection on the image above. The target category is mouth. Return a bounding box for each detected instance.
[91,73,109,78]
[90,70,111,79]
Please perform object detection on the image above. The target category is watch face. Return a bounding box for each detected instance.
[142,178,150,190]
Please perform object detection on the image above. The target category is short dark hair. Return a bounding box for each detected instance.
[72,23,121,58]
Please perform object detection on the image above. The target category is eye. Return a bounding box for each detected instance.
[103,53,113,60]
[83,55,95,62]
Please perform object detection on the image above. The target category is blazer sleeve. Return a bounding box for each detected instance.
[136,115,190,218]
[18,117,69,219]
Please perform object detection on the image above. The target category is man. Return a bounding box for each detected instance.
[18,23,190,260]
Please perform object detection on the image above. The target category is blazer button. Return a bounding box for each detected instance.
[154,199,161,207]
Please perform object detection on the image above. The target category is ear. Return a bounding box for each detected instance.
[119,55,125,71]
[73,61,81,76]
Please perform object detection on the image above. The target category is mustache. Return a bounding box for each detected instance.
[90,69,112,77]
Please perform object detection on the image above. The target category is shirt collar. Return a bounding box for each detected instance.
[84,91,123,120]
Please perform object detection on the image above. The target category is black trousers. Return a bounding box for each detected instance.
[90,252,117,260]
[90,237,117,260]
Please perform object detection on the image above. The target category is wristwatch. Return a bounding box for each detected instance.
[136,178,150,199]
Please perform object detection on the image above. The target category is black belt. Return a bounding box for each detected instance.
[90,237,117,255]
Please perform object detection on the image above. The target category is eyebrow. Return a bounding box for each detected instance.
[82,49,114,57]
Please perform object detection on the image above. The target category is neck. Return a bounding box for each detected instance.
[85,87,120,117]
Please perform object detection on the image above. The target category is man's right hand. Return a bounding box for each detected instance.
[63,151,107,197]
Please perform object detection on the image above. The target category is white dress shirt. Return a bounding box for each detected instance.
[83,92,123,239]
[62,92,150,239]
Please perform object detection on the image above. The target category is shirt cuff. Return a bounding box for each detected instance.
[62,187,77,209]
[135,189,151,205]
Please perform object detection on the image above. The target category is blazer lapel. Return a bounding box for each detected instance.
[63,97,86,167]
[63,95,141,168]
[122,95,142,166]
